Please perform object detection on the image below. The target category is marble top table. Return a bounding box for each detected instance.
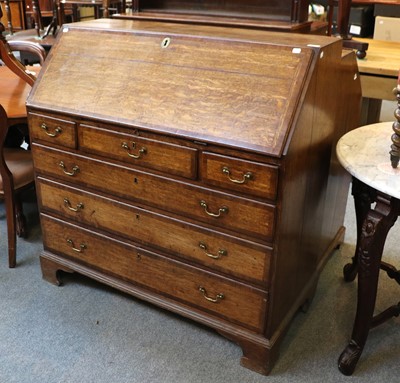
[337,121,400,199]
[336,121,400,376]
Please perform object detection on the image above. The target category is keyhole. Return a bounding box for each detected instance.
[161,37,171,48]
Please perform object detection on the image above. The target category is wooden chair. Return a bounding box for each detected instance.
[56,0,125,26]
[326,0,369,58]
[0,15,45,267]
[1,0,60,46]
[0,104,35,268]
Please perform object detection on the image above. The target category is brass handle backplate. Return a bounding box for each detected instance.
[222,166,253,184]
[199,286,224,303]
[199,242,227,259]
[64,198,84,212]
[41,123,62,137]
[121,142,147,159]
[59,161,80,176]
[200,200,228,218]
[66,238,86,253]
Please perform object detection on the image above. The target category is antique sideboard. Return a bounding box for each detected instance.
[26,19,361,375]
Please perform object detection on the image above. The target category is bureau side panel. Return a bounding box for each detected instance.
[266,69,317,338]
[319,50,361,258]
[268,40,348,336]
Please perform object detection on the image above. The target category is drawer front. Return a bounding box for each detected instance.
[79,124,198,179]
[37,178,272,285]
[33,144,276,241]
[201,152,279,200]
[41,215,268,331]
[28,112,77,149]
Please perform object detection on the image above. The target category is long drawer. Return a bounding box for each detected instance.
[41,214,268,332]
[37,178,272,286]
[32,143,276,241]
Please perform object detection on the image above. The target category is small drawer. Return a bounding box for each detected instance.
[41,214,268,332]
[201,152,279,200]
[79,124,198,179]
[28,112,77,149]
[37,178,272,286]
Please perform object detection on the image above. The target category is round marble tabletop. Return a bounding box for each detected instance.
[337,122,400,200]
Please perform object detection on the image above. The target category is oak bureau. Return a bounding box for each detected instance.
[26,19,361,375]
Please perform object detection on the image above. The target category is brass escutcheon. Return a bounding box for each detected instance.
[161,37,171,48]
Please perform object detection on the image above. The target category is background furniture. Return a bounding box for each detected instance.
[26,19,361,375]
[356,37,400,124]
[0,103,34,267]
[1,0,75,37]
[1,0,50,35]
[0,0,26,31]
[0,16,44,267]
[324,0,369,58]
[352,0,400,5]
[56,0,124,26]
[114,0,312,32]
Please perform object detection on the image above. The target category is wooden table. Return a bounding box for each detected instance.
[0,65,34,125]
[356,38,400,125]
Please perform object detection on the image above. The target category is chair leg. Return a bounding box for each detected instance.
[4,189,17,268]
[3,0,14,34]
[15,195,27,238]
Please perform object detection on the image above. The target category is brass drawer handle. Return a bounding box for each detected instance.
[200,200,228,218]
[121,142,147,159]
[66,238,86,253]
[59,161,80,176]
[199,286,224,303]
[222,166,253,184]
[41,122,62,137]
[63,198,84,212]
[199,242,227,259]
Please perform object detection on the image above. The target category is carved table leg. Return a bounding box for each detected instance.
[338,191,400,375]
[343,178,377,282]
[389,81,400,168]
